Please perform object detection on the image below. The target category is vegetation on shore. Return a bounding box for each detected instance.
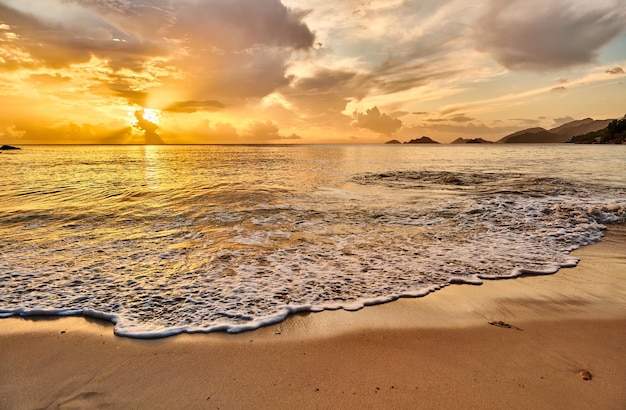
[568,117,626,144]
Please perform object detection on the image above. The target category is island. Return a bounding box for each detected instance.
[0,145,21,150]
[404,136,439,144]
[451,137,493,144]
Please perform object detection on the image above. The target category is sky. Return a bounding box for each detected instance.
[0,0,625,144]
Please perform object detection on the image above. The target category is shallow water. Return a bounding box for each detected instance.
[1,144,625,337]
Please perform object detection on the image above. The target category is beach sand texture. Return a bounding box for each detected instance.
[1,225,625,409]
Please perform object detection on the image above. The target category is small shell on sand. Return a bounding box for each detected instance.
[579,370,592,381]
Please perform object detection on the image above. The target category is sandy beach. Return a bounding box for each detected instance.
[1,224,625,409]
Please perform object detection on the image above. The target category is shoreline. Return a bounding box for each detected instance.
[1,224,625,409]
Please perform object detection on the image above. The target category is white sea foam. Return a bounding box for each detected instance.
[1,145,625,337]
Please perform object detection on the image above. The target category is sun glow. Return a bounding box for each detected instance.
[141,108,161,125]
[129,106,162,127]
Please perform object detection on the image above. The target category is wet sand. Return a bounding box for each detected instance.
[1,225,625,409]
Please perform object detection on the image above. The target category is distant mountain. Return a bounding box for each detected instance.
[451,137,493,144]
[498,129,566,143]
[550,118,613,136]
[497,118,614,143]
[405,136,440,144]
[569,116,626,144]
[385,139,402,144]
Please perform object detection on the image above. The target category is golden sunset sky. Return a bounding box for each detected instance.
[0,0,625,144]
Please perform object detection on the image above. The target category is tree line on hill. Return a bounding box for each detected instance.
[568,117,626,144]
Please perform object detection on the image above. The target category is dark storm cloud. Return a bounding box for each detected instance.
[476,0,626,71]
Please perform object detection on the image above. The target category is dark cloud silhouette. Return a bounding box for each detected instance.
[134,109,163,144]
[353,107,403,135]
[476,0,626,71]
[551,86,567,93]
[606,66,625,74]
[163,100,225,113]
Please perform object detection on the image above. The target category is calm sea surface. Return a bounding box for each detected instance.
[1,144,625,337]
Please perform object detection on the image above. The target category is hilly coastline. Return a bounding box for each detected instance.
[496,118,613,143]
[387,116,623,144]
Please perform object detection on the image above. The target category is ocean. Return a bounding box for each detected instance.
[1,144,625,338]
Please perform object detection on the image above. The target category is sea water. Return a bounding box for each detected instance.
[1,144,624,337]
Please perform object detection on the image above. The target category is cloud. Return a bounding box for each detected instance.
[551,86,567,93]
[476,0,626,71]
[96,82,149,106]
[0,2,165,71]
[5,119,133,144]
[283,68,360,116]
[510,118,542,126]
[425,114,474,123]
[163,100,225,113]
[0,0,315,103]
[552,116,575,127]
[281,133,302,140]
[353,106,403,135]
[244,120,301,141]
[29,73,72,85]
[134,109,163,144]
[187,120,240,144]
[606,66,625,74]
[450,114,474,123]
